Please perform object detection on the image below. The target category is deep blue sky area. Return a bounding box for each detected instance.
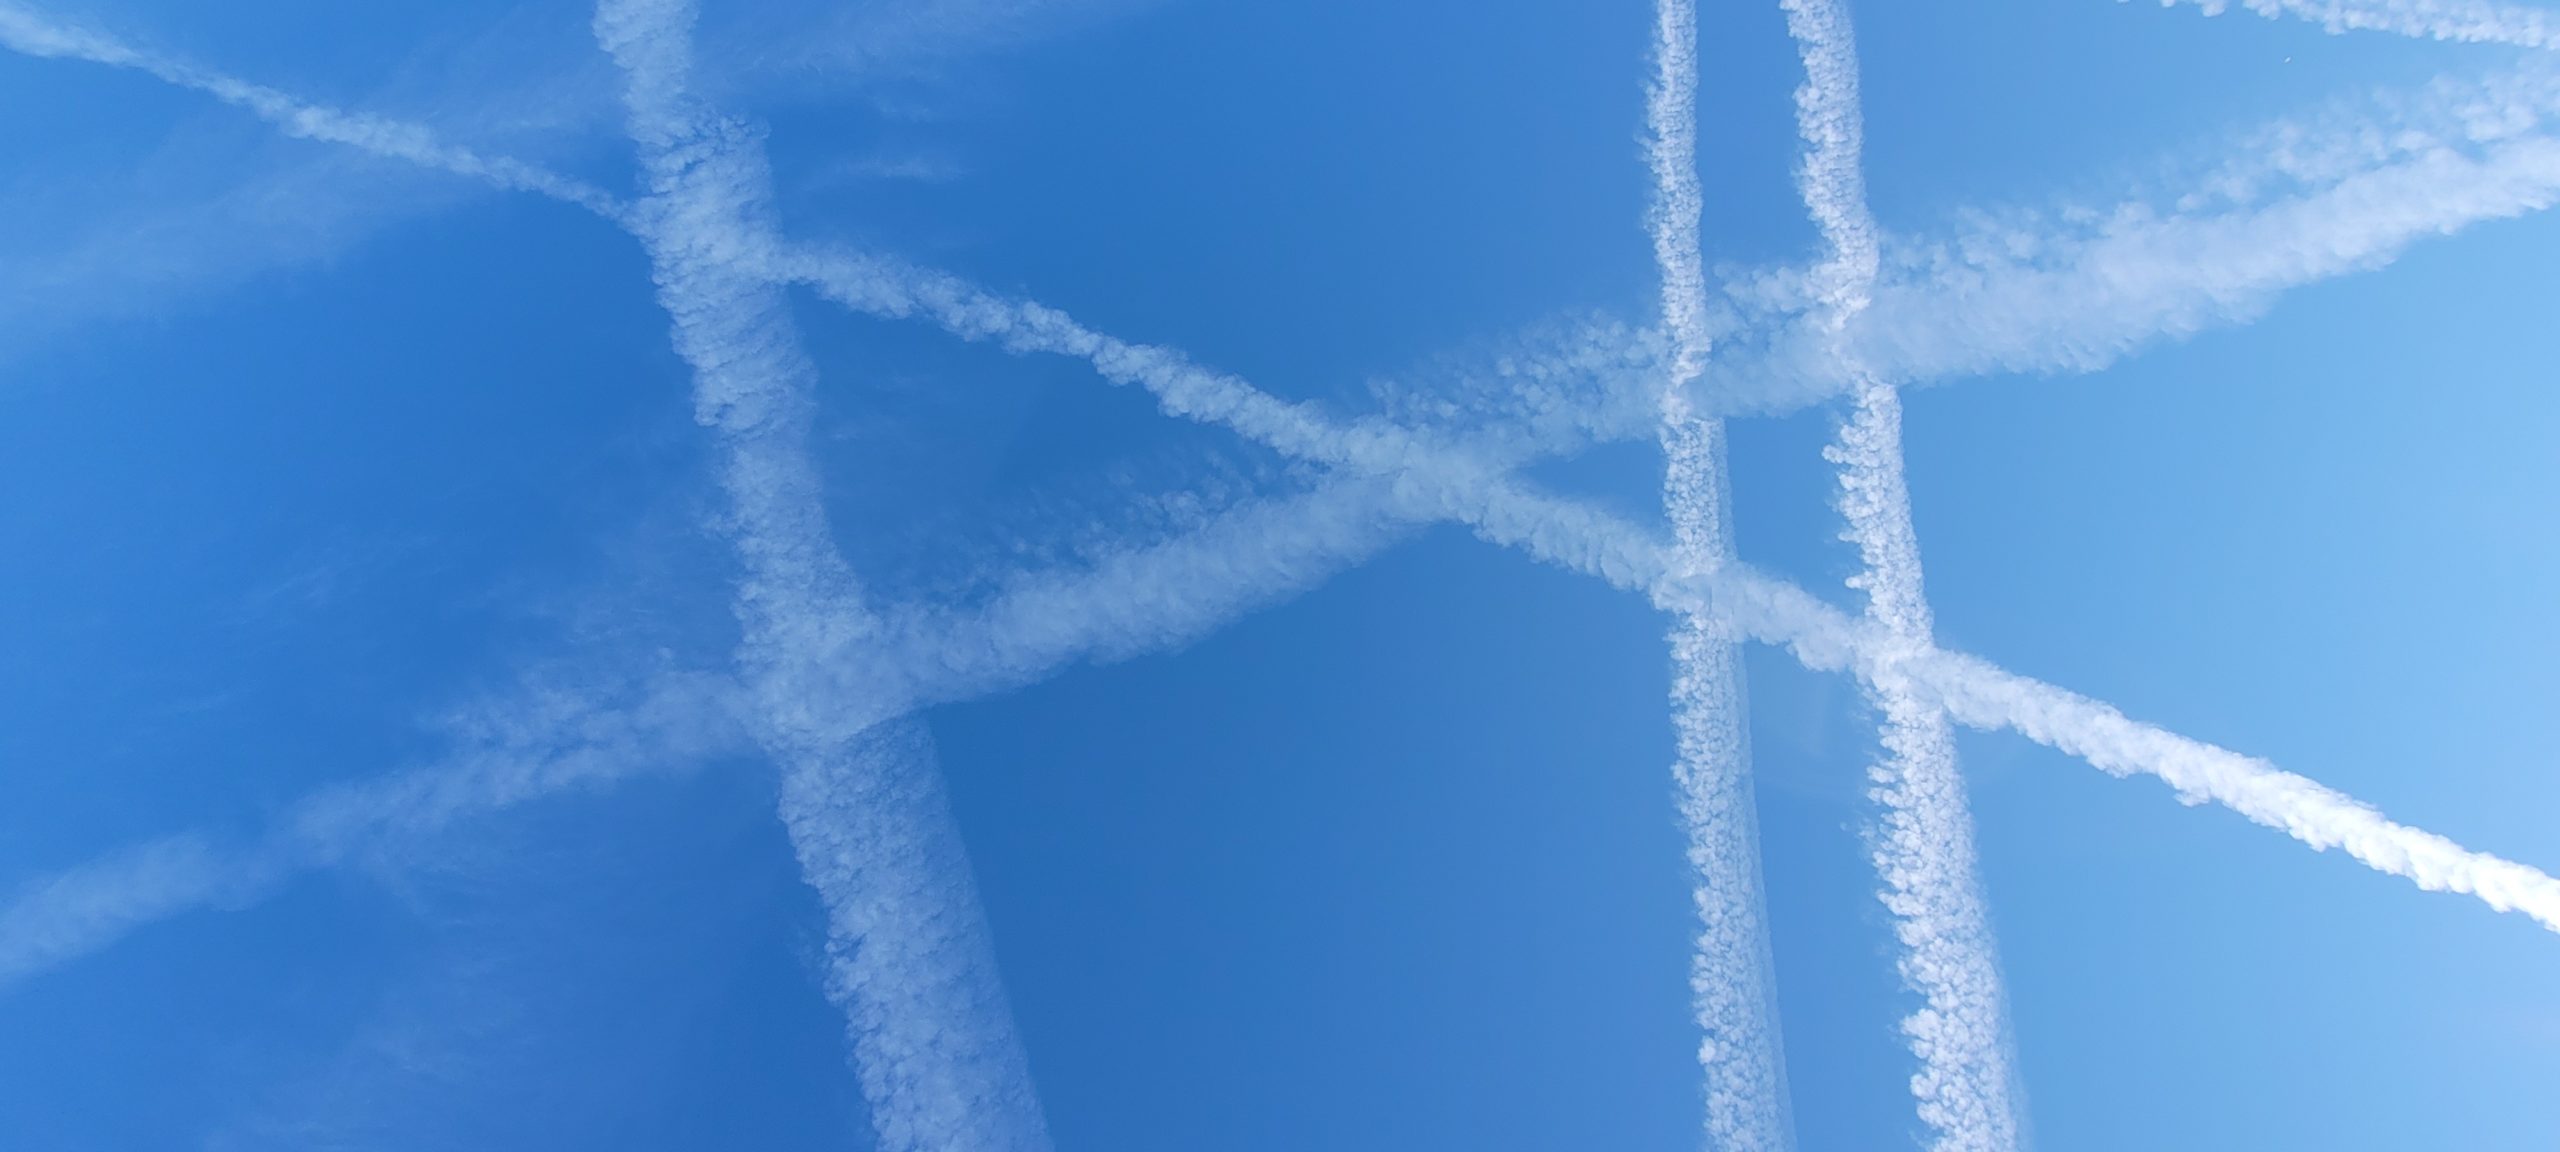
[3,2,2557,1150]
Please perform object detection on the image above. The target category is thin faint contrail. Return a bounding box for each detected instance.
[0,0,627,220]
[0,668,743,988]
[1645,0,1794,1147]
[1779,2,2020,1148]
[593,1,1050,1148]
[2158,0,2560,48]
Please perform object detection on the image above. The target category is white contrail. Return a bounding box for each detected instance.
[2160,0,2560,49]
[788,233,2560,954]
[785,245,1680,595]
[0,1,626,219]
[0,668,742,988]
[0,315,1612,996]
[0,475,1409,994]
[884,475,1419,697]
[1779,2,2021,1149]
[1674,568,2560,940]
[1645,0,1794,1147]
[798,71,2560,1066]
[1703,63,2560,416]
[593,2,1049,1149]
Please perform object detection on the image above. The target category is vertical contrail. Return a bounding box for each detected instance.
[591,2,1050,1149]
[1777,2,2022,1149]
[1644,1,1796,1148]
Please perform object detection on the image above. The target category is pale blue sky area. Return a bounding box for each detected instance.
[3,2,2556,1150]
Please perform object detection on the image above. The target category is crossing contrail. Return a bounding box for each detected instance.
[1645,0,1794,1147]
[11,9,2560,1140]
[1677,568,2560,940]
[1701,63,2560,416]
[788,225,2560,955]
[1778,2,2023,1148]
[594,1,1050,1147]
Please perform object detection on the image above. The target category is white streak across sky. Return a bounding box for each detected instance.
[1646,0,1794,1148]
[0,1,626,218]
[0,667,744,988]
[592,1,1049,1148]
[2162,0,2560,49]
[1702,61,2560,416]
[1778,2,2022,1149]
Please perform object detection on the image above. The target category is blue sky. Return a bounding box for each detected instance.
[3,1,2558,1149]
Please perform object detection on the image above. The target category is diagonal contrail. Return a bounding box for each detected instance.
[11,10,2560,1138]
[1701,62,2560,416]
[1645,1,1795,1148]
[2160,0,2560,49]
[1778,2,2021,1148]
[592,1,1049,1147]
[0,667,745,989]
[785,237,2560,949]
[25,0,2560,436]
[0,0,627,219]
[1681,569,2560,940]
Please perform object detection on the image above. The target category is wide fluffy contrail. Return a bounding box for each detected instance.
[1645,0,1795,1148]
[1700,63,2560,416]
[1779,2,2021,1148]
[0,668,742,988]
[0,0,626,219]
[2159,0,2560,49]
[593,2,1049,1149]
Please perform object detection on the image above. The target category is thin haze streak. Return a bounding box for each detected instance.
[593,2,1049,1149]
[0,1,628,219]
[1645,0,1794,1146]
[0,670,743,988]
[1781,2,2021,1149]
[2164,0,2560,48]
